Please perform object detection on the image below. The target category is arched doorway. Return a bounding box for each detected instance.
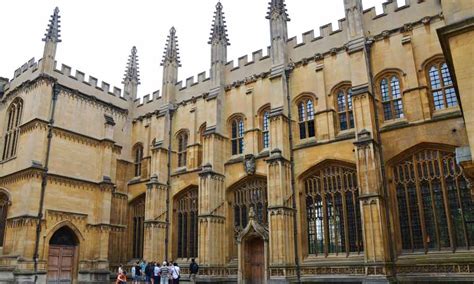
[244,237,264,283]
[237,208,268,284]
[47,226,79,283]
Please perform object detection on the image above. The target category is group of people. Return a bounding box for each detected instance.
[115,259,199,284]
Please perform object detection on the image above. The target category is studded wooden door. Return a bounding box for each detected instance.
[47,245,75,283]
[244,238,264,284]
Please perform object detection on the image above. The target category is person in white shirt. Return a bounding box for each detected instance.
[172,262,180,284]
[153,262,161,284]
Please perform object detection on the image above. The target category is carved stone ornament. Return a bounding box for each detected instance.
[243,154,256,175]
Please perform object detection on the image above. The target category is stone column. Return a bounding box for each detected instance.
[143,175,168,262]
[352,86,393,281]
[198,132,226,270]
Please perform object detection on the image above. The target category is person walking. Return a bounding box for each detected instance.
[189,259,199,284]
[159,261,169,284]
[153,262,161,284]
[145,262,153,283]
[140,260,147,282]
[168,262,176,284]
[116,270,127,284]
[172,263,180,284]
[133,262,142,284]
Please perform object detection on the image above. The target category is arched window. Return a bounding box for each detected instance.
[336,87,354,131]
[177,131,188,167]
[2,98,23,160]
[231,117,244,155]
[133,144,143,177]
[233,178,268,231]
[392,148,473,252]
[130,195,145,259]
[0,192,9,246]
[176,187,198,259]
[198,123,206,166]
[262,109,270,149]
[304,163,363,256]
[427,61,457,111]
[297,99,315,139]
[380,75,404,120]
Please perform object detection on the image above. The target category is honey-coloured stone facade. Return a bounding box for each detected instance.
[0,1,473,283]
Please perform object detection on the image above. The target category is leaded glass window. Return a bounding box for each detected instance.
[0,193,9,246]
[2,98,23,161]
[133,144,143,177]
[380,76,404,121]
[131,195,145,259]
[231,117,244,155]
[233,179,267,231]
[176,188,198,259]
[298,99,315,139]
[304,163,363,256]
[177,131,188,167]
[336,87,354,131]
[262,110,270,149]
[428,62,458,111]
[393,148,473,252]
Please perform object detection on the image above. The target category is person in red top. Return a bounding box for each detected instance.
[116,270,127,284]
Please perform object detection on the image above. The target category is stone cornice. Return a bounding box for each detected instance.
[19,118,122,154]
[2,74,56,104]
[56,84,128,117]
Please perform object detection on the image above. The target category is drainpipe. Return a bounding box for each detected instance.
[284,66,301,283]
[165,106,174,261]
[33,81,59,283]
[363,39,396,267]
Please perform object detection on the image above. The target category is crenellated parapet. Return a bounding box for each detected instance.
[52,62,129,109]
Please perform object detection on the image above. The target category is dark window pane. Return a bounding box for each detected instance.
[307,121,315,138]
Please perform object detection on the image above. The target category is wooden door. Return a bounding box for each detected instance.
[244,238,264,284]
[47,245,75,283]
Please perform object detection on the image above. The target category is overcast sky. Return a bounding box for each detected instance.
[1,0,406,98]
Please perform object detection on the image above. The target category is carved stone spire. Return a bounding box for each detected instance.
[208,2,230,46]
[43,7,61,43]
[161,27,181,67]
[266,0,290,22]
[123,46,140,99]
[41,7,61,73]
[123,46,140,85]
[161,27,180,104]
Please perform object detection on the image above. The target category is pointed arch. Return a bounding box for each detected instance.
[46,221,84,245]
[174,185,198,259]
[300,159,363,257]
[2,97,23,161]
[388,142,473,253]
[0,188,11,246]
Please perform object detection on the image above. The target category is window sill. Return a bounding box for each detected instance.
[396,249,474,263]
[432,106,461,119]
[380,117,409,131]
[302,253,364,264]
[225,155,245,165]
[336,129,356,139]
[0,156,17,165]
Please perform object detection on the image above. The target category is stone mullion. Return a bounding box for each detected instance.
[436,151,456,250]
[412,155,428,252]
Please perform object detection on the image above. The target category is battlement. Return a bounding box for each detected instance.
[1,58,40,95]
[52,62,129,109]
[286,0,440,61]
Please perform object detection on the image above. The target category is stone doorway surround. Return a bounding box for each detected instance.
[237,208,269,284]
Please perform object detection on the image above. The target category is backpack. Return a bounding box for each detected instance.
[190,263,199,274]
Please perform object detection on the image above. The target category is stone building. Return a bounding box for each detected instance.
[0,0,473,283]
